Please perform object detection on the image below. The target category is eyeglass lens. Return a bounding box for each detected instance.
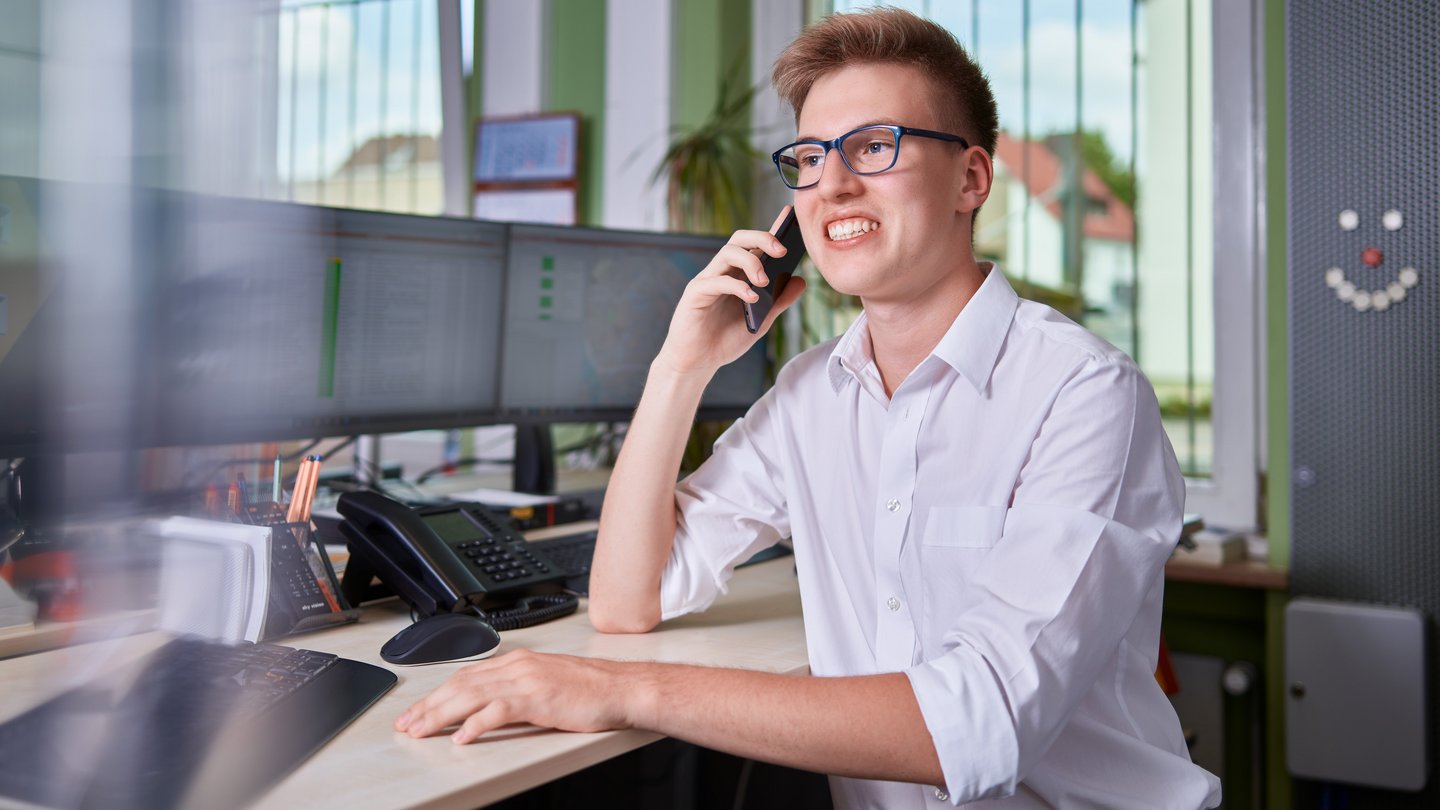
[777,126,899,188]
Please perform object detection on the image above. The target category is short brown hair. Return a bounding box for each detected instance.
[772,7,998,158]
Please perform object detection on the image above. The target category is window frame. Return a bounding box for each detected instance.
[1185,0,1262,530]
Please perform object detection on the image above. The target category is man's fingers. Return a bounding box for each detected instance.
[452,700,514,744]
[759,275,807,333]
[697,243,767,286]
[404,684,498,738]
[768,205,792,234]
[688,275,759,307]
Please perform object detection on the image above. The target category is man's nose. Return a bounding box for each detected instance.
[815,150,861,197]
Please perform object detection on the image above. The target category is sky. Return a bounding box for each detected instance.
[273,0,1149,183]
[837,0,1142,164]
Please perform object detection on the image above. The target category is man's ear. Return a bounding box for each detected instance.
[956,146,994,216]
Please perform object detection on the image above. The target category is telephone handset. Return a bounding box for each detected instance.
[336,491,576,631]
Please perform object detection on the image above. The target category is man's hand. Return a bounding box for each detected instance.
[393,648,944,787]
[654,207,808,378]
[394,649,638,744]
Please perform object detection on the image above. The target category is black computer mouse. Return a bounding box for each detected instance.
[381,613,502,666]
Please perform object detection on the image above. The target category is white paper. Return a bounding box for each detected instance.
[445,487,559,507]
[474,188,576,225]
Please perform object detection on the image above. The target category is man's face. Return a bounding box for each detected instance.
[792,62,976,304]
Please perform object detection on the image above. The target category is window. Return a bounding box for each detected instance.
[0,1,42,178]
[829,0,1261,528]
[273,0,446,214]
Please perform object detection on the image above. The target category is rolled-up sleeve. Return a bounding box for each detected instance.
[904,358,1185,804]
[659,382,793,621]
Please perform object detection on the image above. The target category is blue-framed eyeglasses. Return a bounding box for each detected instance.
[771,124,969,190]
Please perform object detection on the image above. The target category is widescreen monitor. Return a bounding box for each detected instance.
[498,224,768,422]
[152,201,508,445]
[0,175,47,455]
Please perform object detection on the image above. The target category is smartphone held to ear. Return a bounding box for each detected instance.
[742,209,807,334]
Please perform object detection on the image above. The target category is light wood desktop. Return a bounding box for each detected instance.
[0,546,807,810]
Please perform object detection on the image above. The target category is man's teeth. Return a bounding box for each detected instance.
[827,219,880,241]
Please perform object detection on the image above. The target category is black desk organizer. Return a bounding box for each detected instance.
[242,503,359,639]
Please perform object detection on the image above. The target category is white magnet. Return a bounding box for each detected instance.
[1382,209,1403,231]
[1352,291,1372,311]
[1399,267,1419,287]
[1372,291,1391,311]
[1338,209,1359,231]
[1388,282,1406,301]
[1337,282,1356,301]
[1325,267,1345,287]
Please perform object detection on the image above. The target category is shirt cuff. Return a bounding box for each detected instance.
[657,524,728,621]
[905,647,1021,805]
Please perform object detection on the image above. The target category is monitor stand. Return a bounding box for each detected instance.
[512,424,555,495]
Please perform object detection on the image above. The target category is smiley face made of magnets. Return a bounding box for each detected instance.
[1323,208,1418,312]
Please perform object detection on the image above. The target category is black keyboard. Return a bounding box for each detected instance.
[525,532,793,597]
[0,636,396,810]
[529,531,597,595]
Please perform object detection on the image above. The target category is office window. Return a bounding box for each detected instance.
[0,0,42,178]
[829,1,1255,521]
[274,0,446,214]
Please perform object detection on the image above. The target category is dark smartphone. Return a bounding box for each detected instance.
[742,208,807,334]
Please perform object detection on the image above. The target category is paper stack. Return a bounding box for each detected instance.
[1173,527,1247,565]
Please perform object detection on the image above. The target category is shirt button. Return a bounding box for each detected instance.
[934,787,949,801]
[886,498,900,512]
[887,596,901,611]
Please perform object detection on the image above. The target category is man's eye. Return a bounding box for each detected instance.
[865,141,892,154]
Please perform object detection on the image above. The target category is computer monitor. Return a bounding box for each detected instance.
[151,200,508,446]
[0,176,47,456]
[498,224,768,423]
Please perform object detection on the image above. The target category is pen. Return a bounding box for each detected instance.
[299,454,324,522]
[226,482,241,518]
[285,457,312,524]
[236,473,248,506]
[272,451,282,504]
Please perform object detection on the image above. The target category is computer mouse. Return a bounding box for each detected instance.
[380,613,502,666]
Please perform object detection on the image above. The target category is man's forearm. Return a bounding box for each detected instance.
[589,361,713,632]
[625,664,945,787]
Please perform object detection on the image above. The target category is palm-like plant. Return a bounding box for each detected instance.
[652,75,761,234]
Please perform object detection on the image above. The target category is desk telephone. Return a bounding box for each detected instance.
[336,491,578,633]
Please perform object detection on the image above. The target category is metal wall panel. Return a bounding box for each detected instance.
[1288,0,1439,804]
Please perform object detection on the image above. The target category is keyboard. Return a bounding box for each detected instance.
[529,530,597,595]
[0,636,396,810]
[525,532,794,597]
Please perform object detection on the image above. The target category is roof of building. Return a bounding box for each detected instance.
[336,133,440,173]
[992,131,1135,242]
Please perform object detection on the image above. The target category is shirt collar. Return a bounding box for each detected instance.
[827,262,1020,395]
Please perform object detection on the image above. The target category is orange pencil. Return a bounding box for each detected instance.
[285,457,311,524]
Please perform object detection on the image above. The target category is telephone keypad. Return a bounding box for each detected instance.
[426,503,570,590]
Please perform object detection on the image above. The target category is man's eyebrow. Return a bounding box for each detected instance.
[795,120,895,142]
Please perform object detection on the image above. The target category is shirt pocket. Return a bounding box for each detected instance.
[920,505,1007,549]
[916,506,1007,645]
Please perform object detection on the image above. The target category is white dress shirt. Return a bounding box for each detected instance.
[658,264,1222,809]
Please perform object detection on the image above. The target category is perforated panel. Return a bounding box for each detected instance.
[1288,0,1440,802]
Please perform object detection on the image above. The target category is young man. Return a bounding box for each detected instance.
[397,9,1220,808]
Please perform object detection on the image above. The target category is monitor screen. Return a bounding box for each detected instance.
[152,200,507,445]
[0,175,48,454]
[498,225,767,421]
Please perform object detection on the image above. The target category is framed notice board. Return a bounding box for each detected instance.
[473,113,580,225]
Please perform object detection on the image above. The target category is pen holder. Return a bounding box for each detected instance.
[260,521,359,641]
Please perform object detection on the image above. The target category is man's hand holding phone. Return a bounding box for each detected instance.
[653,207,808,378]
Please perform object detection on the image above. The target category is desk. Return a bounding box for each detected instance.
[0,557,807,810]
[1164,558,1289,591]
